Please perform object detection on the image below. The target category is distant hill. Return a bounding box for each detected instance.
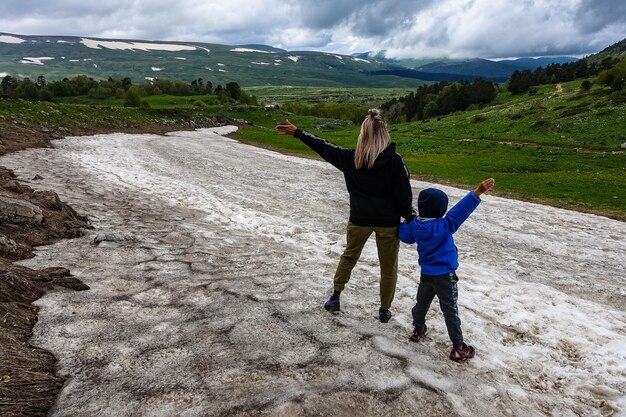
[1,32,620,88]
[381,56,579,81]
[588,38,626,65]
[0,33,427,88]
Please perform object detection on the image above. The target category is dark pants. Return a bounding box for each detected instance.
[412,271,463,348]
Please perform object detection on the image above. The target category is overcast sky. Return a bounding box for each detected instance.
[1,0,625,59]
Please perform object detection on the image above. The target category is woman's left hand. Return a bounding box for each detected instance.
[276,120,297,136]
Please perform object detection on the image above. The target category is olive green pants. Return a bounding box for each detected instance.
[333,222,400,310]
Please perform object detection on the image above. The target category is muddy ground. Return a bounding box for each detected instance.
[0,122,225,416]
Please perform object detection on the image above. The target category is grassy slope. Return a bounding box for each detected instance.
[1,81,624,220]
[229,81,626,220]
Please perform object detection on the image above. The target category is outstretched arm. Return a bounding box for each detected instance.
[276,120,347,171]
[474,178,495,197]
[276,120,297,136]
[445,178,495,234]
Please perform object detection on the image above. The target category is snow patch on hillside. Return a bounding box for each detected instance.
[80,38,197,52]
[231,48,273,53]
[0,35,25,44]
[287,55,300,62]
[353,57,370,63]
[19,57,55,65]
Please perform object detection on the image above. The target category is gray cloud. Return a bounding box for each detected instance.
[0,0,624,58]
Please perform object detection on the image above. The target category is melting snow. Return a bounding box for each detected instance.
[80,38,197,52]
[287,55,300,62]
[0,35,25,44]
[151,67,162,71]
[0,72,9,77]
[19,57,55,65]
[251,61,270,65]
[2,128,624,417]
[231,48,273,53]
[353,57,370,63]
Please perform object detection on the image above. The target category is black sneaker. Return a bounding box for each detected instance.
[324,298,340,312]
[409,325,428,343]
[378,308,392,323]
[449,343,475,362]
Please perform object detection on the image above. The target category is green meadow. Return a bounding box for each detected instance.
[227,81,626,220]
[1,80,624,220]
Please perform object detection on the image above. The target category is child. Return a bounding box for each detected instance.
[398,178,495,362]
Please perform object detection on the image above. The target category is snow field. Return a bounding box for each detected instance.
[1,127,624,417]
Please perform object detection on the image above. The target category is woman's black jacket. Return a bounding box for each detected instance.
[294,129,413,227]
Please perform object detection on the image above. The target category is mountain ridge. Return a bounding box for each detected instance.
[1,32,623,87]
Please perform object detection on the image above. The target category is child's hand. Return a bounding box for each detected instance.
[474,178,495,197]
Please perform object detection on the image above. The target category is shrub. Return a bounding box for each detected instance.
[124,86,141,107]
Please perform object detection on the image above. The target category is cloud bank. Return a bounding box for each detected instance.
[1,0,624,58]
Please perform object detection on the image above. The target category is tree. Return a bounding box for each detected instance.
[1,75,17,96]
[36,75,47,88]
[124,86,141,107]
[423,101,438,119]
[17,79,39,100]
[225,82,242,101]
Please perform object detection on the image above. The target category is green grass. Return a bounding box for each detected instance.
[2,80,625,220]
[0,97,224,133]
[247,86,416,106]
[226,82,626,220]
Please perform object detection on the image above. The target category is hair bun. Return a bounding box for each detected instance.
[368,108,380,118]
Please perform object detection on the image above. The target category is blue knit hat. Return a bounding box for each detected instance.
[418,188,448,218]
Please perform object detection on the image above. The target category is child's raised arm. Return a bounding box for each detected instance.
[474,178,495,198]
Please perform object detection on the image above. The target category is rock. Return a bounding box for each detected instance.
[0,235,18,254]
[32,174,44,181]
[0,195,44,224]
[621,142,626,149]
[33,190,63,210]
[92,233,134,245]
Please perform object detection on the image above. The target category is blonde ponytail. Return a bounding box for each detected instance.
[354,109,390,169]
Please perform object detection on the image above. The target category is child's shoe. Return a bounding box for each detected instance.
[449,343,475,362]
[378,308,392,323]
[409,325,428,342]
[324,298,340,312]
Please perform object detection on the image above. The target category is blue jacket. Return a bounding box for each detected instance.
[398,191,481,275]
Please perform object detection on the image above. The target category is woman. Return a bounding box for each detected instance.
[276,109,414,322]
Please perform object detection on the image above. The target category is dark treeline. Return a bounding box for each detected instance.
[507,56,622,94]
[0,75,258,106]
[381,79,498,123]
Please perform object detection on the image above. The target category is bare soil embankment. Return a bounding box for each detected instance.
[0,117,229,416]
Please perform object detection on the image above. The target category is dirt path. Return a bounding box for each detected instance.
[1,128,624,417]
